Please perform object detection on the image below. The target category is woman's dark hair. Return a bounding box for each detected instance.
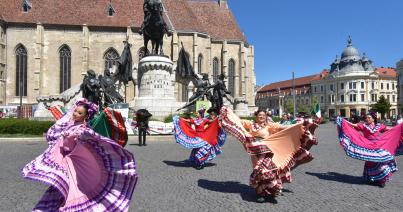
[81,104,89,116]
[254,109,266,116]
[367,111,378,124]
[207,108,218,116]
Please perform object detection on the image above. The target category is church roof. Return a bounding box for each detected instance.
[186,0,246,41]
[0,0,143,27]
[0,0,246,42]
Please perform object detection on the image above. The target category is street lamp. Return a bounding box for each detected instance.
[277,87,283,116]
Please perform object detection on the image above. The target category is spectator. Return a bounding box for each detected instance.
[266,110,273,123]
[349,112,360,124]
[397,115,403,125]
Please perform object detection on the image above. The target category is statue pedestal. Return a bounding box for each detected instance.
[234,97,249,117]
[133,56,176,119]
[33,84,82,120]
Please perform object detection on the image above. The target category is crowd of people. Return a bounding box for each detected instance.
[20,96,403,210]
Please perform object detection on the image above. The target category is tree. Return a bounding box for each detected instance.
[297,104,310,114]
[285,96,318,115]
[285,98,294,114]
[371,95,391,119]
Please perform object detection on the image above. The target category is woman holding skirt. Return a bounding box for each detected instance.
[219,107,318,203]
[173,109,226,169]
[337,111,402,187]
[22,98,137,211]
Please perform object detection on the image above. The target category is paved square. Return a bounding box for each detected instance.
[0,123,402,211]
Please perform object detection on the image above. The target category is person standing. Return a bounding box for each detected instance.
[22,98,137,211]
[337,111,403,187]
[266,110,273,123]
[397,115,403,125]
[173,108,227,169]
[136,109,152,146]
[219,107,318,203]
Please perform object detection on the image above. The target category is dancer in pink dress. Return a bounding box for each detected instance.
[338,111,402,187]
[22,98,137,211]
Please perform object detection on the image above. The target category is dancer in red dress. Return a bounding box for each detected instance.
[173,109,226,169]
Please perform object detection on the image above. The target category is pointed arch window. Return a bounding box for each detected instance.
[22,0,32,12]
[197,54,203,74]
[15,44,27,96]
[59,45,71,93]
[213,57,220,83]
[182,83,189,102]
[107,2,116,17]
[228,59,236,97]
[104,48,120,73]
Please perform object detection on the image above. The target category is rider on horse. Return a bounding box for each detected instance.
[139,0,171,36]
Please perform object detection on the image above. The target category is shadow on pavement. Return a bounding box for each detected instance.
[306,171,366,185]
[197,179,277,203]
[128,143,143,146]
[162,160,216,168]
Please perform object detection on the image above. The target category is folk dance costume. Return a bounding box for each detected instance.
[336,116,402,187]
[173,115,227,169]
[218,106,318,201]
[22,99,137,211]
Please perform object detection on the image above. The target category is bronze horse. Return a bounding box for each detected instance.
[142,0,171,55]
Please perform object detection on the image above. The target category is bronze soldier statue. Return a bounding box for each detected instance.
[81,70,102,106]
[98,69,124,106]
[209,73,231,112]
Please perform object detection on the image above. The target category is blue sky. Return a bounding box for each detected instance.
[228,0,403,86]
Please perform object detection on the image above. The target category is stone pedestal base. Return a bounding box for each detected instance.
[133,56,176,119]
[134,97,176,119]
[234,97,250,117]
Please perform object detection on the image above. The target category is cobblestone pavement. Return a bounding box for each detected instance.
[0,123,402,211]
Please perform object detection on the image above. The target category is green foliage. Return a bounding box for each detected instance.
[297,104,310,114]
[163,114,174,123]
[320,118,329,124]
[272,116,281,122]
[285,99,294,113]
[285,97,314,114]
[0,118,54,135]
[240,116,255,121]
[371,95,391,119]
[311,96,319,107]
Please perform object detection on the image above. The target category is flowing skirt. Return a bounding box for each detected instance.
[219,107,317,197]
[173,116,226,166]
[336,117,402,184]
[22,128,137,211]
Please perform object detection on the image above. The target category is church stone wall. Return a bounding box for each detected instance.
[6,26,36,104]
[42,27,83,96]
[2,24,256,113]
[0,24,6,104]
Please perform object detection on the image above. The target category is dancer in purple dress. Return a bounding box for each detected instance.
[22,98,137,211]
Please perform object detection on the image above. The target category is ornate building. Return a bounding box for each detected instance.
[312,38,397,118]
[0,0,256,112]
[396,59,403,114]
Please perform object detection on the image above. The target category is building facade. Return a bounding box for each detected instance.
[256,38,397,118]
[255,73,325,115]
[396,59,403,114]
[311,38,397,118]
[0,0,256,111]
